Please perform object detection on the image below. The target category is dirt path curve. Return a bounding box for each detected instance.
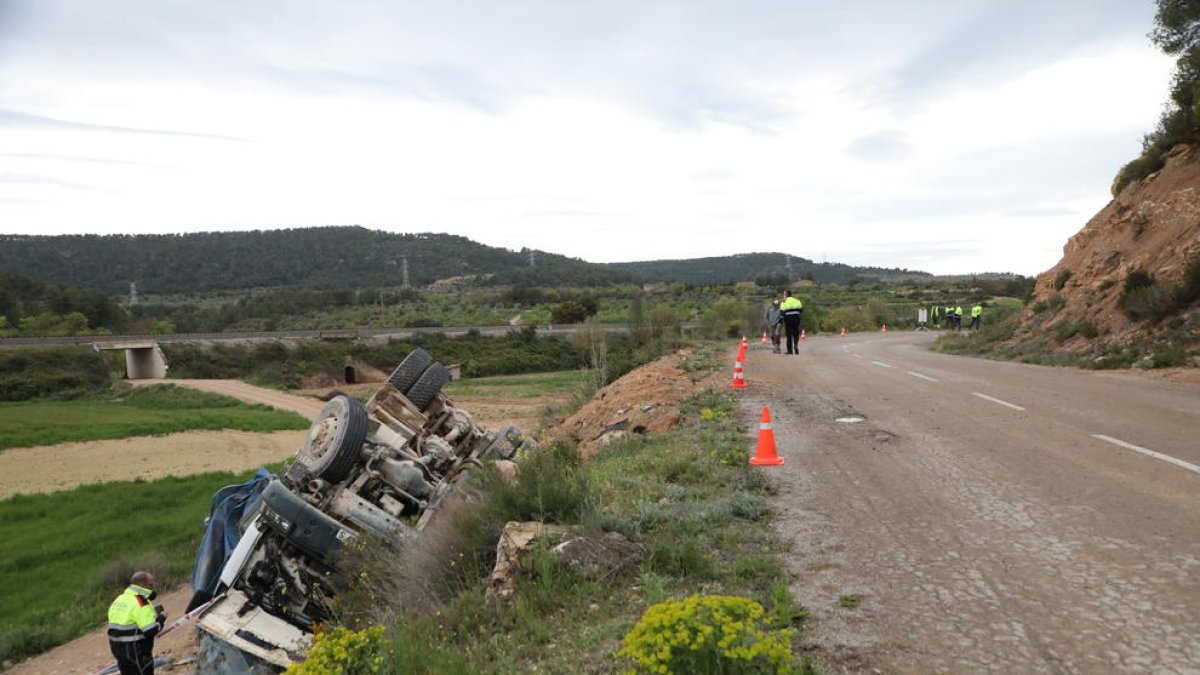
[741,332,1200,673]
[132,379,325,418]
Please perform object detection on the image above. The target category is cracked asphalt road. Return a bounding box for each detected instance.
[739,331,1200,674]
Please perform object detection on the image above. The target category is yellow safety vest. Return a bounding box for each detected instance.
[107,585,162,643]
[971,305,982,317]
[780,296,803,311]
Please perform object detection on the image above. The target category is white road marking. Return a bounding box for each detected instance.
[907,371,939,383]
[853,354,863,359]
[971,392,1025,411]
[1092,434,1200,476]
[836,417,865,424]
[872,361,892,368]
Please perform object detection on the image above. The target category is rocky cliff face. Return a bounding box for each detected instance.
[1025,144,1200,364]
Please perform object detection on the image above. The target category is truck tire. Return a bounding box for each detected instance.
[387,349,433,393]
[407,362,449,412]
[302,395,368,483]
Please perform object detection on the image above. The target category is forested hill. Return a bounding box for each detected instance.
[609,253,929,285]
[0,228,634,294]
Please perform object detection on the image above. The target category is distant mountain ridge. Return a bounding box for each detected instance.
[0,227,631,294]
[610,253,928,285]
[0,227,928,294]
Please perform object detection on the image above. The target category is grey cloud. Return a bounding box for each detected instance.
[845,130,913,161]
[0,171,93,190]
[0,108,246,141]
[865,0,1154,112]
[0,152,170,168]
[526,209,621,218]
[692,168,734,181]
[1003,207,1077,218]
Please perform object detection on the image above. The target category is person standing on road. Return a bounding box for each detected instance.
[107,570,167,675]
[953,305,964,331]
[780,291,804,355]
[970,304,983,330]
[764,296,783,353]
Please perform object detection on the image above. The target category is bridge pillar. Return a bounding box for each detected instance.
[93,341,169,379]
[126,344,169,379]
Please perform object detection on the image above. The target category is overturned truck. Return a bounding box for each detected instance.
[189,349,527,670]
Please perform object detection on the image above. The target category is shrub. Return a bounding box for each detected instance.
[0,346,113,401]
[1150,343,1189,368]
[1077,320,1100,339]
[1054,269,1072,291]
[619,594,798,675]
[1112,152,1164,196]
[1124,268,1156,293]
[1177,255,1200,307]
[1120,283,1175,321]
[285,626,387,674]
[1032,294,1065,315]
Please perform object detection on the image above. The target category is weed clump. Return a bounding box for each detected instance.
[619,594,799,674]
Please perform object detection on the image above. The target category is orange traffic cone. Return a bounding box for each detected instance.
[736,340,747,363]
[839,326,847,337]
[881,324,887,333]
[800,329,806,341]
[761,331,769,345]
[729,361,747,389]
[750,406,783,465]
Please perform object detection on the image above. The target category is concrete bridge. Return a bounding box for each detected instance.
[91,340,169,379]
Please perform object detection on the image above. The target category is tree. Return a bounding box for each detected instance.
[550,301,589,324]
[1113,0,1200,194]
[1151,1,1200,55]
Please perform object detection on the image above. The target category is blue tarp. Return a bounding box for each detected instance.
[187,468,272,611]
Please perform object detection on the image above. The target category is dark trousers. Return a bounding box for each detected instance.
[110,640,155,675]
[970,316,980,330]
[783,315,802,354]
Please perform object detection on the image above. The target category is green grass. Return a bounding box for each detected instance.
[443,370,590,398]
[0,384,310,450]
[0,469,266,665]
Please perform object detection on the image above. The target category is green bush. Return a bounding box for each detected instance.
[619,595,798,675]
[0,347,113,401]
[1054,269,1072,291]
[1177,255,1200,307]
[286,626,388,674]
[1032,294,1066,315]
[1119,283,1175,321]
[1124,268,1156,293]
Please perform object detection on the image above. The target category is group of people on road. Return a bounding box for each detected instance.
[763,295,985,341]
[764,291,804,354]
[931,304,983,331]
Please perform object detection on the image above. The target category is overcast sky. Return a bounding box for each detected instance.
[0,1,1175,276]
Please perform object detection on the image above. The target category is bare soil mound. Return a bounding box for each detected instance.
[554,347,724,456]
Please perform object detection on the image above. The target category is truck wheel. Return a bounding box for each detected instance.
[302,395,368,483]
[407,363,449,411]
[387,349,433,393]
